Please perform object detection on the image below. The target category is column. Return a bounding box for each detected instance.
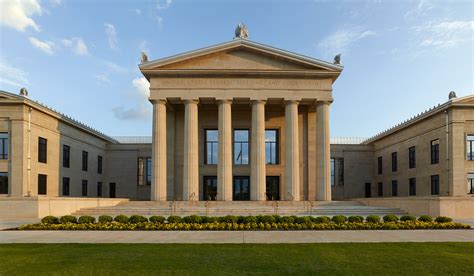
[316,101,331,201]
[151,100,167,201]
[183,100,199,201]
[285,100,300,201]
[250,100,266,201]
[217,100,233,201]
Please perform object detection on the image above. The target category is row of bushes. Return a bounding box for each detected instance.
[41,214,453,225]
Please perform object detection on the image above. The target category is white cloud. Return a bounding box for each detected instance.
[405,0,434,19]
[0,59,29,88]
[155,15,163,26]
[138,40,149,53]
[50,0,62,6]
[0,0,42,32]
[156,0,172,10]
[105,61,128,74]
[62,37,89,55]
[112,106,150,120]
[132,77,150,100]
[415,20,474,49]
[95,74,111,85]
[104,23,118,50]
[318,27,376,56]
[29,37,54,55]
[112,77,151,121]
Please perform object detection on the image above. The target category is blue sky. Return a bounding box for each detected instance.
[0,0,473,138]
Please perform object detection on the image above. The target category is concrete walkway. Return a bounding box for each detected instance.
[1,230,473,243]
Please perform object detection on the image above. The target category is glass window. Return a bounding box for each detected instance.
[409,178,416,196]
[467,135,474,161]
[409,146,416,168]
[265,130,278,165]
[266,176,280,200]
[378,182,383,197]
[391,152,397,172]
[62,177,69,196]
[431,139,439,164]
[62,145,70,168]
[0,133,8,160]
[431,175,439,195]
[330,158,335,186]
[97,182,102,197]
[0,172,8,194]
[377,156,382,175]
[203,176,217,201]
[98,156,103,174]
[38,174,47,195]
[468,174,474,194]
[146,157,152,185]
[233,176,250,201]
[233,130,249,165]
[82,180,88,197]
[137,157,145,186]
[82,151,88,171]
[392,180,398,196]
[38,137,47,163]
[205,129,218,165]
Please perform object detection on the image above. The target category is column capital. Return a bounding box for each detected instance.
[316,100,332,106]
[217,99,233,105]
[250,99,266,105]
[151,99,167,105]
[183,99,199,105]
[284,99,300,105]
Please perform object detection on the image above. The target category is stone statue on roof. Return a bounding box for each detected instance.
[141,51,148,63]
[234,23,249,39]
[334,54,341,65]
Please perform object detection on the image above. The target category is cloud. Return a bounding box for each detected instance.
[29,37,54,55]
[156,0,172,10]
[0,0,42,32]
[155,15,163,26]
[0,59,29,88]
[405,0,433,19]
[318,27,376,56]
[104,61,128,74]
[138,40,149,53]
[95,74,111,85]
[104,23,118,51]
[132,77,150,100]
[112,77,151,121]
[50,0,62,6]
[415,20,474,49]
[62,37,89,55]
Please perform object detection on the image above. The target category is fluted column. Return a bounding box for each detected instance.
[316,101,331,201]
[183,99,199,201]
[285,100,300,201]
[217,100,233,201]
[250,100,266,201]
[151,100,167,201]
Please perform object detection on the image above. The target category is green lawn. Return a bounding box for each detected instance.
[1,243,473,275]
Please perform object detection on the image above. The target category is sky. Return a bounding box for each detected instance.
[0,0,473,138]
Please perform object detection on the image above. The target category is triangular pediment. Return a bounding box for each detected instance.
[453,95,474,105]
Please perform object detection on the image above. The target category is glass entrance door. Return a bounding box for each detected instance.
[233,176,250,201]
[203,176,217,201]
[266,176,280,200]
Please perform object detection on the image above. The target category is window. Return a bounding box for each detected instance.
[203,176,217,201]
[0,172,8,194]
[365,183,371,198]
[265,130,279,165]
[98,156,103,174]
[467,135,474,160]
[266,176,280,200]
[109,183,116,198]
[431,175,440,195]
[137,157,145,186]
[0,133,8,160]
[233,129,249,165]
[38,137,47,163]
[62,145,70,168]
[431,139,439,164]
[378,182,383,197]
[205,129,218,165]
[330,158,335,186]
[97,182,102,197]
[38,174,47,195]
[392,180,398,196]
[82,151,88,171]
[337,158,344,186]
[62,177,69,196]
[377,156,382,175]
[468,174,474,194]
[233,176,250,201]
[409,146,416,168]
[409,178,416,196]
[391,152,397,172]
[82,180,88,196]
[146,157,152,185]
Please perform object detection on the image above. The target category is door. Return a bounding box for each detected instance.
[365,183,371,198]
[233,176,250,201]
[203,176,217,201]
[266,176,280,200]
[109,182,116,198]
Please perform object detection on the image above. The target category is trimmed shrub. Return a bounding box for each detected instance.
[366,215,380,223]
[435,216,453,223]
[348,216,364,223]
[41,216,59,224]
[149,216,166,223]
[114,215,129,223]
[418,215,433,222]
[314,216,330,224]
[258,215,276,224]
[78,215,96,224]
[183,215,202,224]
[202,216,218,223]
[295,216,312,224]
[400,215,416,222]
[383,215,399,223]
[167,216,183,223]
[98,215,113,223]
[129,215,148,224]
[60,215,77,224]
[242,216,257,224]
[281,216,296,224]
[220,215,238,223]
[331,215,348,224]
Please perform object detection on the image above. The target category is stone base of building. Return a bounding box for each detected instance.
[0,197,129,219]
[357,197,474,219]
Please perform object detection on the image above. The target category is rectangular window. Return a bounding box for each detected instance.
[431,139,439,164]
[391,152,397,172]
[467,135,474,160]
[337,158,344,186]
[82,180,88,197]
[409,178,416,196]
[233,129,249,165]
[330,158,335,186]
[265,129,279,165]
[38,137,47,163]
[233,176,250,201]
[409,146,416,168]
[62,177,70,196]
[378,182,383,197]
[468,174,474,194]
[205,129,218,165]
[82,151,88,171]
[392,180,398,196]
[137,157,145,186]
[377,156,382,175]
[203,176,217,201]
[146,157,152,185]
[266,176,280,200]
[0,172,8,194]
[431,175,440,195]
[62,145,70,168]
[38,174,47,195]
[98,156,103,174]
[0,133,8,160]
[97,182,102,197]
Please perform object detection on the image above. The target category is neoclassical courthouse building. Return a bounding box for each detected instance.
[1,28,473,218]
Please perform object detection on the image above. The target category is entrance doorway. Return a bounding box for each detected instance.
[365,183,371,198]
[203,176,217,201]
[266,176,280,200]
[233,176,250,201]
[109,182,116,198]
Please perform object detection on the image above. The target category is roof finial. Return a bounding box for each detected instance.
[234,23,249,39]
[141,51,148,63]
[448,90,457,100]
[333,54,341,64]
[19,87,29,97]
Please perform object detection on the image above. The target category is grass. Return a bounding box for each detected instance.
[0,243,473,275]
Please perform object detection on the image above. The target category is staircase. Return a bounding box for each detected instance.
[72,201,407,217]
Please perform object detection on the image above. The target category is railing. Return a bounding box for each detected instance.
[330,137,367,145]
[113,136,152,144]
